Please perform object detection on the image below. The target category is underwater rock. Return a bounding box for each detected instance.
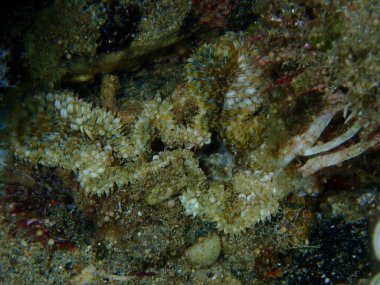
[185,233,222,267]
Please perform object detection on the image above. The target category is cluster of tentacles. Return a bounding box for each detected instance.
[9,32,379,234]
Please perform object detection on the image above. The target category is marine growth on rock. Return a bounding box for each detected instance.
[8,31,380,235]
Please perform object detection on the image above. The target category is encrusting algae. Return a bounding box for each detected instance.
[8,29,380,235]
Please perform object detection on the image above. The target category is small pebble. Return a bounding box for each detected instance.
[167,199,176,208]
[185,233,222,267]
